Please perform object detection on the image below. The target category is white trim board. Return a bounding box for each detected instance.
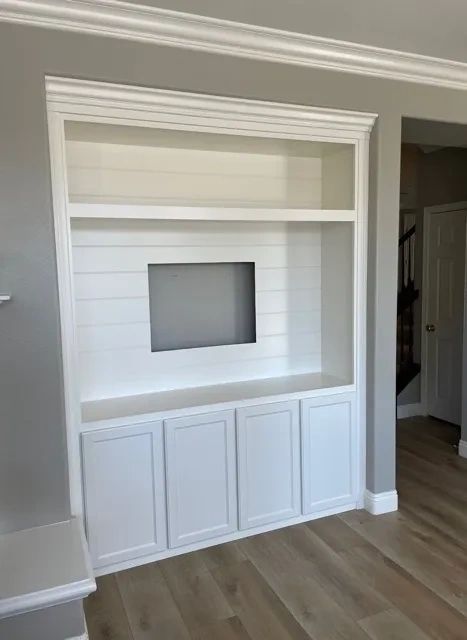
[67,633,88,640]
[458,440,467,459]
[363,490,398,515]
[396,402,425,419]
[2,1,467,90]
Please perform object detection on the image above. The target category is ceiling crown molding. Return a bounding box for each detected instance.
[3,0,467,90]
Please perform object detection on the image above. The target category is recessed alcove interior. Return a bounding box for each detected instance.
[64,121,355,210]
[63,121,356,420]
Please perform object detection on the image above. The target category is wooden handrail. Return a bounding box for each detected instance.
[399,224,416,247]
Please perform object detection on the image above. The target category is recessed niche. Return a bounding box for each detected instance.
[148,262,256,352]
[65,121,355,210]
[71,218,354,401]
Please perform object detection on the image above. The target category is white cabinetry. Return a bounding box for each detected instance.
[81,421,166,568]
[165,410,237,548]
[301,394,356,513]
[48,81,374,576]
[237,401,301,529]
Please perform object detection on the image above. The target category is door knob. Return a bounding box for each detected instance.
[426,323,436,332]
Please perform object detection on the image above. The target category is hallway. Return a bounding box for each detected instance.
[85,417,467,639]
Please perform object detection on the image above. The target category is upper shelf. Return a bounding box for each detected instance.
[64,121,356,213]
[68,203,357,222]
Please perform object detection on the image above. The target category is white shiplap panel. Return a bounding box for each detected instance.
[79,353,321,401]
[74,267,321,300]
[71,219,322,399]
[256,311,319,336]
[74,272,149,300]
[77,316,321,351]
[72,244,321,273]
[71,219,322,248]
[255,267,321,291]
[67,140,322,208]
[257,289,320,314]
[75,290,320,326]
[76,298,150,326]
[78,331,321,361]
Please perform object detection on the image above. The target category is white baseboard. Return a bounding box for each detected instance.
[396,402,424,419]
[364,489,398,515]
[458,440,467,459]
[67,620,88,640]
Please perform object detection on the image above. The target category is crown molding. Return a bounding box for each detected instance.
[2,0,467,90]
[46,76,377,134]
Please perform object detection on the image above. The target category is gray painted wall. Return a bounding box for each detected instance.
[4,20,467,539]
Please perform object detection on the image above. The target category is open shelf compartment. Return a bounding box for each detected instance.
[71,217,355,417]
[64,120,357,424]
[65,121,356,212]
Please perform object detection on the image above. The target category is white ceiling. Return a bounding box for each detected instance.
[124,0,467,63]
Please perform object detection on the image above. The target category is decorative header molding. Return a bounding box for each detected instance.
[3,0,467,91]
[46,76,377,136]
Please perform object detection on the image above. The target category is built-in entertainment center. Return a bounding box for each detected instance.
[47,77,376,575]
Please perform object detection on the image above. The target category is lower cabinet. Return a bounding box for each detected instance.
[81,392,359,571]
[165,410,238,548]
[237,400,301,529]
[301,393,356,514]
[81,421,167,568]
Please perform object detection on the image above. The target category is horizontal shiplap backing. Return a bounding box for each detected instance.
[71,219,322,400]
[66,139,322,208]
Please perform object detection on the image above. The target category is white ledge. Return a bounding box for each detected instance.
[80,372,354,429]
[2,1,467,90]
[0,518,96,620]
[0,295,11,304]
[69,203,357,223]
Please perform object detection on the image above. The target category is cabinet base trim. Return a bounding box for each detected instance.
[363,489,398,515]
[93,501,358,576]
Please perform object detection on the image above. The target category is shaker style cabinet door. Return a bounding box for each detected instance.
[165,410,237,548]
[237,401,301,530]
[82,421,167,568]
[301,394,356,514]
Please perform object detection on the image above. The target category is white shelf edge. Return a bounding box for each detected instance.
[68,202,357,223]
[0,295,11,304]
[0,518,96,620]
[80,376,356,431]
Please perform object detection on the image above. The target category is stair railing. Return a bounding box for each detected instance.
[397,224,418,392]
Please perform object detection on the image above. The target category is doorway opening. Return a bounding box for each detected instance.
[397,117,467,455]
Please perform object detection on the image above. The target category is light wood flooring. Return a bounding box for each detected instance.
[85,416,467,639]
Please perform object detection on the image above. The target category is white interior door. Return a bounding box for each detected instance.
[425,208,467,424]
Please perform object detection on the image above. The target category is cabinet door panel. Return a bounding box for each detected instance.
[82,421,166,568]
[301,394,356,514]
[165,410,237,548]
[237,401,300,529]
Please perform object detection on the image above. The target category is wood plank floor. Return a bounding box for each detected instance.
[85,416,467,639]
